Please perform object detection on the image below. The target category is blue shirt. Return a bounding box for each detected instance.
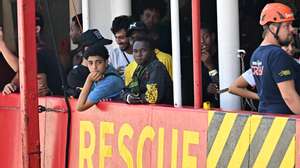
[250,45,300,114]
[87,66,125,103]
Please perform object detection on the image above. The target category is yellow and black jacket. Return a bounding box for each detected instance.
[121,56,173,104]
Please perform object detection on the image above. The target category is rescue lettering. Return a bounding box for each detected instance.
[78,121,200,168]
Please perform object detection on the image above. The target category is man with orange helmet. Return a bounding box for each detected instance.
[250,3,300,114]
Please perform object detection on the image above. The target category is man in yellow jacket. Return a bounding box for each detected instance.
[124,21,172,86]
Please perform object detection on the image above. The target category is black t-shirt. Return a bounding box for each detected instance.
[37,46,63,95]
[154,22,172,54]
[0,53,15,90]
[202,63,219,107]
[67,65,89,88]
[66,64,89,98]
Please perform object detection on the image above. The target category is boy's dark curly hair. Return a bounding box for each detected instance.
[111,15,133,35]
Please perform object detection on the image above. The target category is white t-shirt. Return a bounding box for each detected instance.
[108,47,134,71]
[242,69,256,87]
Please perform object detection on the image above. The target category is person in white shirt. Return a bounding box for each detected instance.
[109,15,134,76]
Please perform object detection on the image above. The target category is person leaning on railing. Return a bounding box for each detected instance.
[0,13,63,96]
[121,36,173,104]
[0,26,19,95]
[76,43,124,111]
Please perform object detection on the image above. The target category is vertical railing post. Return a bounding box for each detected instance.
[82,0,89,31]
[17,0,41,167]
[171,0,182,107]
[192,0,202,108]
[217,0,241,110]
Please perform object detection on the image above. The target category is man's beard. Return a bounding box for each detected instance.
[278,36,292,47]
[120,44,129,52]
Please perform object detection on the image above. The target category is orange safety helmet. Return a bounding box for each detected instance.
[260,3,295,26]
